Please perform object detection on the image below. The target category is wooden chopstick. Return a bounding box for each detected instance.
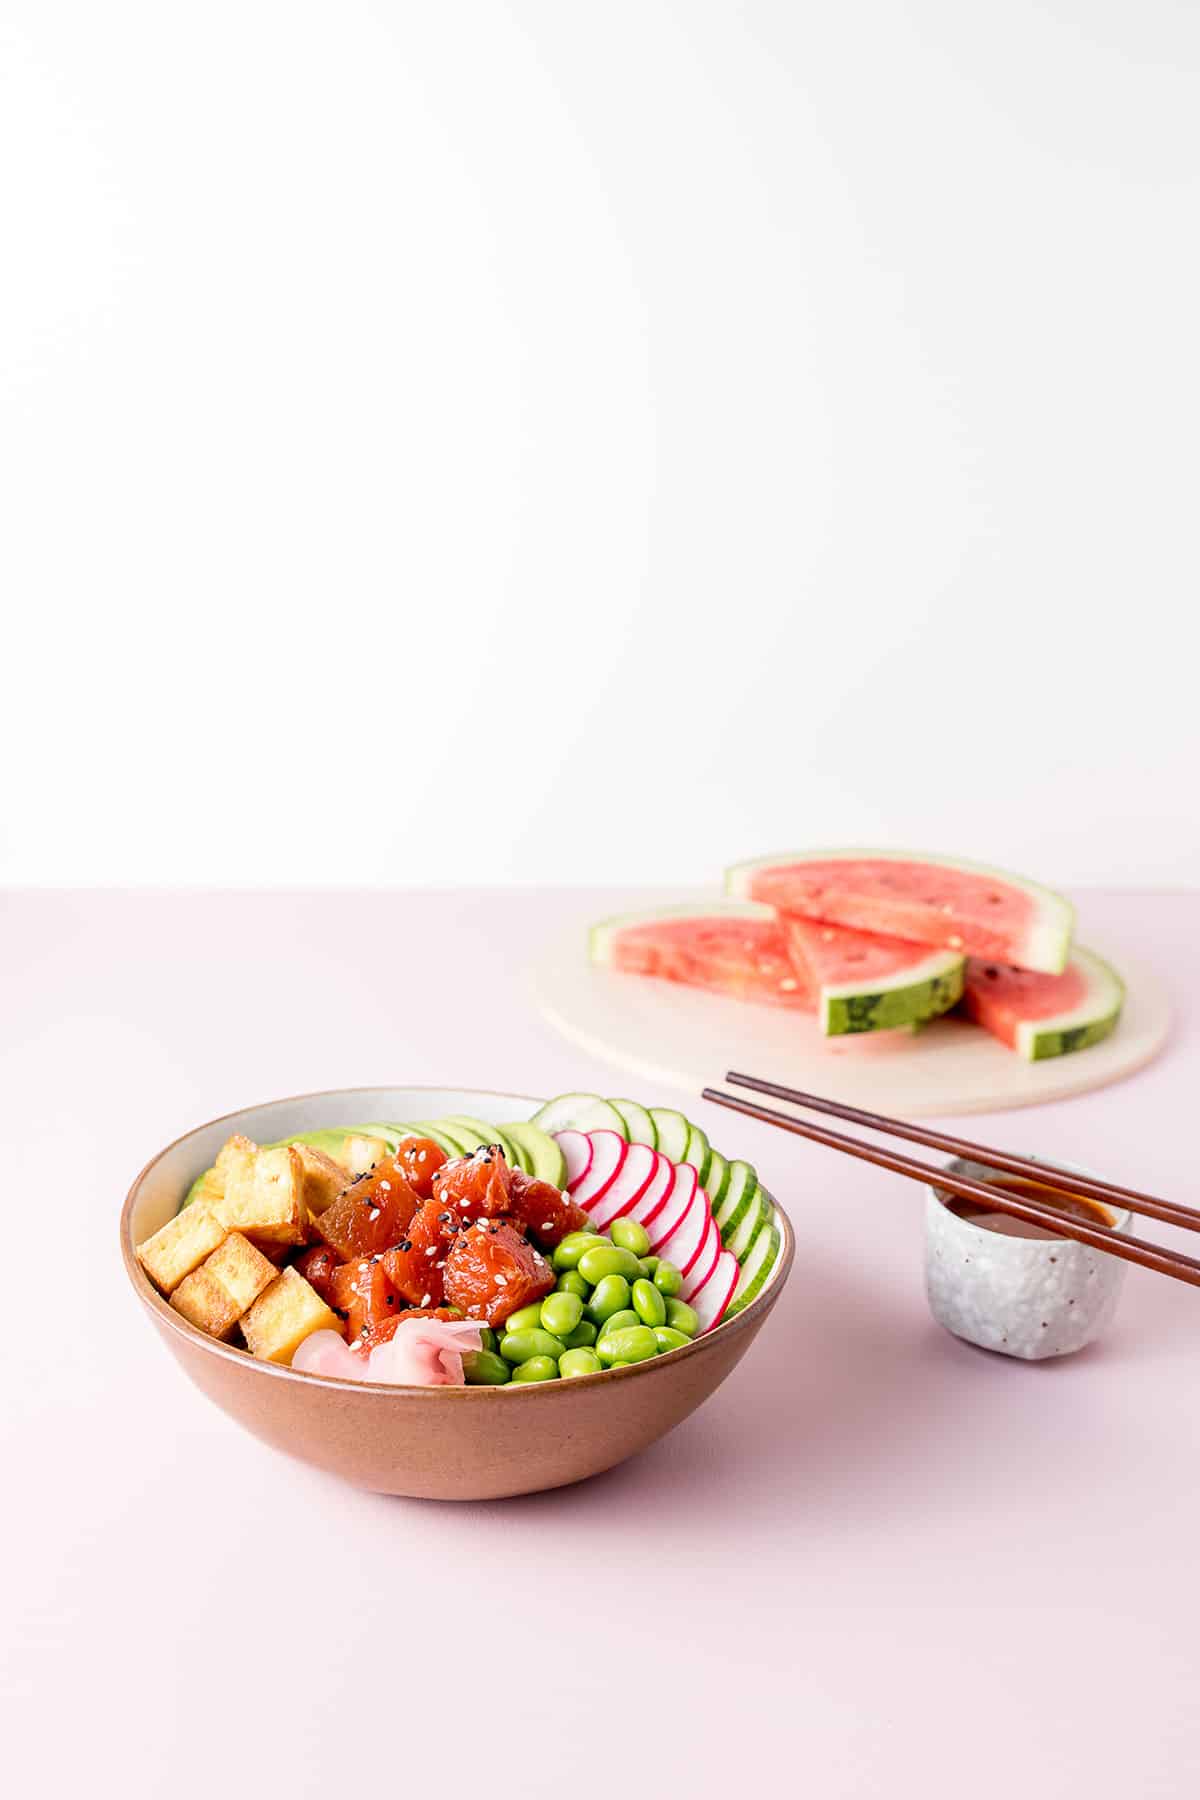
[701,1086,1200,1291]
[723,1071,1200,1236]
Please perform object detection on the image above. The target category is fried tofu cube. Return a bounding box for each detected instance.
[292,1144,351,1216]
[136,1204,227,1295]
[341,1134,389,1177]
[169,1232,277,1338]
[240,1266,342,1364]
[213,1143,307,1245]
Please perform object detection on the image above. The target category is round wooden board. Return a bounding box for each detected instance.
[530,912,1172,1118]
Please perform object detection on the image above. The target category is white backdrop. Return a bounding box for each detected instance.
[2,2,1197,889]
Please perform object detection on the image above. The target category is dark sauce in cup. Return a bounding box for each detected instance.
[943,1176,1116,1241]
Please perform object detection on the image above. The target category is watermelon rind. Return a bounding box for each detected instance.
[821,948,965,1036]
[1011,946,1124,1061]
[725,849,1075,975]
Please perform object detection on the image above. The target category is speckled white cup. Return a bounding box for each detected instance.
[925,1155,1132,1360]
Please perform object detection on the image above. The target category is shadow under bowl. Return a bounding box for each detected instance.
[121,1086,794,1500]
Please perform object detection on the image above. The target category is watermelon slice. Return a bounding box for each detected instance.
[782,915,964,1035]
[963,946,1124,1060]
[589,903,810,1009]
[726,850,1074,974]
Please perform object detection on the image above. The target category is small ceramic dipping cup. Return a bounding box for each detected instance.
[925,1154,1132,1360]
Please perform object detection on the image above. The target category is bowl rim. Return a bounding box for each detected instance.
[120,1083,795,1398]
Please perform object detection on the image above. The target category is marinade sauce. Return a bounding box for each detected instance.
[943,1175,1116,1241]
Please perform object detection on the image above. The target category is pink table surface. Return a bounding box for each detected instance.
[4,888,1197,1798]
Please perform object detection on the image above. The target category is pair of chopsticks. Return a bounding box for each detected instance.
[701,1073,1200,1290]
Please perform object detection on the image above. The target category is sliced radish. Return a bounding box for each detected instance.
[647,1161,697,1252]
[680,1213,720,1299]
[588,1142,658,1230]
[689,1249,739,1333]
[555,1130,593,1193]
[623,1151,675,1231]
[570,1130,627,1210]
[656,1183,711,1275]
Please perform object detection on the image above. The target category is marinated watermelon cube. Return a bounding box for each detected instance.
[380,1199,458,1308]
[314,1162,421,1261]
[443,1219,555,1327]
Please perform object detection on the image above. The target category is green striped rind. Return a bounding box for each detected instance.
[725,848,1075,975]
[1018,948,1125,1061]
[821,956,965,1036]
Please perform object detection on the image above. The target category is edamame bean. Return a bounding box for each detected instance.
[560,1319,598,1350]
[505,1302,546,1334]
[609,1216,651,1257]
[632,1277,667,1328]
[653,1260,683,1297]
[664,1298,699,1336]
[596,1308,641,1341]
[555,1269,589,1298]
[478,1327,498,1354]
[463,1349,512,1385]
[540,1291,584,1338]
[500,1328,566,1365]
[559,1347,603,1379]
[510,1355,559,1383]
[639,1256,660,1277]
[597,1326,659,1365]
[552,1231,608,1272]
[585,1273,631,1325]
[578,1244,643,1285]
[653,1326,692,1354]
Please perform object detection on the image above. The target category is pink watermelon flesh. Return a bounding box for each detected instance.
[605,914,812,1009]
[962,949,1123,1059]
[734,855,1071,973]
[784,915,936,985]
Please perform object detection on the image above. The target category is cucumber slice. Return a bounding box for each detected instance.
[649,1108,691,1164]
[684,1122,711,1188]
[503,1123,567,1188]
[726,1222,782,1317]
[704,1149,730,1209]
[532,1093,629,1138]
[727,1186,770,1261]
[608,1098,657,1148]
[714,1160,757,1241]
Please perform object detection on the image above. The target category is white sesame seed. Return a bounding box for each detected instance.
[379,1180,391,1191]
[368,1207,380,1221]
[494,1273,508,1286]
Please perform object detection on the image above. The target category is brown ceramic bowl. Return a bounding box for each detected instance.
[121,1086,794,1500]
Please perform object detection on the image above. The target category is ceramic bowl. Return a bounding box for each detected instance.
[121,1086,793,1500]
[925,1152,1132,1361]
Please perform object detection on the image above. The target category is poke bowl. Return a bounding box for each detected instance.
[121,1086,793,1500]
